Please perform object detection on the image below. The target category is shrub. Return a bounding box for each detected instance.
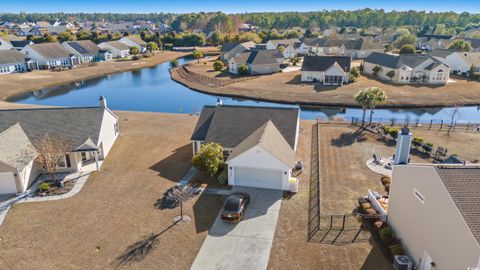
[192,143,224,177]
[374,220,383,229]
[384,183,391,193]
[380,175,391,186]
[163,43,173,50]
[170,59,179,68]
[372,65,381,76]
[213,60,224,71]
[238,64,249,75]
[388,243,405,256]
[422,142,433,154]
[38,182,51,192]
[216,167,228,185]
[379,226,394,243]
[412,137,424,148]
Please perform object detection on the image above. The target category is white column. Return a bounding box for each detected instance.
[94,151,99,171]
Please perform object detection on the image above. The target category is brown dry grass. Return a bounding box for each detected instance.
[172,64,480,108]
[0,111,225,270]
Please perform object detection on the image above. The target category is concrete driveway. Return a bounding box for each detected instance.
[191,186,283,270]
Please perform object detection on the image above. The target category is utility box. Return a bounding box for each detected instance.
[393,255,412,270]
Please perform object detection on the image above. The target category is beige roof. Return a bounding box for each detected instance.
[435,166,480,244]
[100,41,130,51]
[457,52,480,66]
[227,120,295,167]
[0,124,38,171]
[28,42,71,59]
[0,50,26,65]
[123,35,147,46]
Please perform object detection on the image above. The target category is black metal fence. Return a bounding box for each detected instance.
[351,117,480,133]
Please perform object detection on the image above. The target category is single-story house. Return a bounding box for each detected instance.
[98,41,130,58]
[299,38,383,58]
[0,97,119,195]
[97,50,113,61]
[0,50,29,75]
[0,124,40,194]
[416,37,454,51]
[0,37,13,50]
[363,52,451,84]
[265,38,301,58]
[464,38,480,52]
[228,49,283,75]
[301,55,351,85]
[62,40,102,63]
[191,105,300,190]
[10,40,34,51]
[21,42,79,69]
[430,49,480,75]
[119,35,147,53]
[389,164,480,270]
[219,41,256,61]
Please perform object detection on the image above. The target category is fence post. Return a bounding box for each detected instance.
[429,120,433,129]
[467,121,470,131]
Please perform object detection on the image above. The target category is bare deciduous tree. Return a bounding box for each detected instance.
[168,185,197,224]
[35,134,70,186]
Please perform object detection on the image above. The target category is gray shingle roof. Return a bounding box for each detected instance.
[27,43,71,59]
[123,35,147,46]
[100,41,130,51]
[64,40,100,55]
[227,120,295,166]
[0,50,26,65]
[232,50,282,65]
[220,42,240,52]
[365,52,440,69]
[9,40,32,48]
[269,38,301,48]
[301,56,351,72]
[0,107,106,151]
[435,166,480,244]
[191,105,299,149]
[0,124,38,171]
[430,49,457,58]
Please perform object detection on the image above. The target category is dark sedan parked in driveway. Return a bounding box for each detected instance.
[221,192,250,222]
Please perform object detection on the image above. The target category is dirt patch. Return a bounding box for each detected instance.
[172,63,480,108]
[0,111,225,270]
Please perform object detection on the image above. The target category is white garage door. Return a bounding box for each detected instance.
[0,172,17,195]
[234,167,283,190]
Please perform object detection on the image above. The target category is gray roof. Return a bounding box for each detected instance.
[10,40,32,48]
[464,38,480,49]
[0,50,27,65]
[435,166,480,244]
[227,120,295,166]
[301,56,351,72]
[191,105,299,149]
[269,38,301,49]
[122,35,147,46]
[64,40,100,55]
[0,107,107,151]
[0,124,38,170]
[232,50,282,65]
[365,52,441,69]
[100,41,130,51]
[27,43,71,59]
[430,49,457,58]
[302,38,371,50]
[220,42,240,52]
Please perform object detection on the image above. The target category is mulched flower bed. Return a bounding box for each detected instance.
[35,180,76,197]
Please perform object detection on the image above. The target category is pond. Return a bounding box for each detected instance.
[8,57,480,123]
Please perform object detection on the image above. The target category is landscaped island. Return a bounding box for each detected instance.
[171,60,480,109]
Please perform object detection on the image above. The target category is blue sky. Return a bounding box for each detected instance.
[2,0,479,13]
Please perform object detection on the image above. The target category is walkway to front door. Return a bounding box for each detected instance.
[191,186,282,270]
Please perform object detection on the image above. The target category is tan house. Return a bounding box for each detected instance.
[389,164,480,270]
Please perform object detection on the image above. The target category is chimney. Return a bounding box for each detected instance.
[394,127,413,165]
[99,95,107,108]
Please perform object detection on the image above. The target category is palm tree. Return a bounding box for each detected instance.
[354,87,387,126]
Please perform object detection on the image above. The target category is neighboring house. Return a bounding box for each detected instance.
[464,38,480,52]
[62,40,101,63]
[430,49,480,75]
[238,23,258,32]
[299,38,383,58]
[0,124,40,194]
[300,56,351,85]
[265,38,301,58]
[10,40,34,51]
[158,21,170,33]
[228,49,283,75]
[16,27,34,36]
[98,41,130,58]
[0,97,120,195]
[21,43,79,69]
[190,105,300,190]
[0,50,29,75]
[220,41,256,61]
[389,164,480,270]
[363,52,450,84]
[97,50,113,61]
[119,35,147,53]
[416,37,454,51]
[0,37,13,50]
